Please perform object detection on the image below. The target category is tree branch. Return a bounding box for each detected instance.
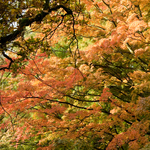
[0,5,73,45]
[0,50,14,70]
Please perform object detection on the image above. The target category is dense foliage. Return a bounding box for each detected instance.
[1,0,150,149]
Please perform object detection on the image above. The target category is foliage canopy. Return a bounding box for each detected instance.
[1,0,150,149]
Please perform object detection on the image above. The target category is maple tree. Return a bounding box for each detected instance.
[1,0,150,149]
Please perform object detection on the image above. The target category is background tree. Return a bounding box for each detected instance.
[1,0,150,149]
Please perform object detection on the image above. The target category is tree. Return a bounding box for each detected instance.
[1,0,150,149]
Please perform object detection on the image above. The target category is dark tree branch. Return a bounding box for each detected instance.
[0,5,73,45]
[135,5,142,17]
[0,49,14,70]
[25,96,93,110]
[102,0,112,14]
